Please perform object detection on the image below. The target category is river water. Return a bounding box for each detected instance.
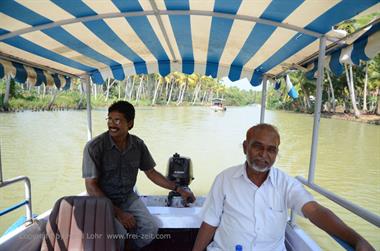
[0,106,379,250]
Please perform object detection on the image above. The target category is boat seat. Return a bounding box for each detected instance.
[40,196,117,251]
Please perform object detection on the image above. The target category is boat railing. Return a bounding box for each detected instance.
[288,176,380,250]
[295,176,380,228]
[0,143,33,225]
[0,176,33,224]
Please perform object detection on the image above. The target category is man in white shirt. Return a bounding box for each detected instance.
[192,123,374,251]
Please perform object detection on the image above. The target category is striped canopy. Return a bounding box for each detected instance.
[305,21,380,80]
[0,58,71,89]
[0,0,379,86]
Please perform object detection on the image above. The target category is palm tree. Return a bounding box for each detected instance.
[362,62,368,112]
[166,74,175,105]
[189,73,201,105]
[135,75,144,104]
[325,70,336,112]
[152,75,163,105]
[344,64,360,118]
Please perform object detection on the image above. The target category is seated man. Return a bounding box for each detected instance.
[82,100,195,250]
[192,123,374,251]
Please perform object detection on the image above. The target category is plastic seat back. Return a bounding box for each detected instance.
[41,196,117,251]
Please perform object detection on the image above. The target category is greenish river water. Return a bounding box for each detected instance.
[0,106,379,250]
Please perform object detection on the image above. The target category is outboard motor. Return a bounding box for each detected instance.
[166,153,194,207]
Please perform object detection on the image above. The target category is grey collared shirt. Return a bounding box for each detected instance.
[82,132,155,207]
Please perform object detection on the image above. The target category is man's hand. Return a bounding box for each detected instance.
[355,238,375,251]
[116,210,136,229]
[144,168,197,204]
[178,187,196,205]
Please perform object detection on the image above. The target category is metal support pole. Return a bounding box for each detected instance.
[82,76,92,141]
[0,141,3,183]
[0,176,32,222]
[24,177,32,221]
[260,76,268,123]
[308,36,326,183]
[297,176,380,227]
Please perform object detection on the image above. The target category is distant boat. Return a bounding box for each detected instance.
[210,98,227,112]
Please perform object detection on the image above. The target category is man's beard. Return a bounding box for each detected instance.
[246,156,271,173]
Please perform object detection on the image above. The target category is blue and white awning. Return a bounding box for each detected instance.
[0,58,71,90]
[305,22,380,80]
[0,1,379,86]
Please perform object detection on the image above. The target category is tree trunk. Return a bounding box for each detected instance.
[201,90,207,104]
[118,81,121,100]
[376,87,380,115]
[3,76,11,111]
[136,76,144,103]
[152,78,160,105]
[363,62,368,112]
[105,79,116,101]
[77,82,85,109]
[167,79,174,105]
[326,70,336,112]
[326,86,331,112]
[344,64,360,118]
[124,77,129,100]
[47,87,58,110]
[129,76,135,101]
[158,81,163,101]
[94,82,97,100]
[179,80,187,104]
[176,84,183,104]
[192,84,201,105]
[165,80,169,99]
[43,83,46,98]
[105,78,111,101]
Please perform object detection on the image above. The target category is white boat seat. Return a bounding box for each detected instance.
[40,196,117,251]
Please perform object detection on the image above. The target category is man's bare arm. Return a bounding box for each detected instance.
[85,178,136,229]
[302,201,375,251]
[192,222,217,251]
[85,178,106,197]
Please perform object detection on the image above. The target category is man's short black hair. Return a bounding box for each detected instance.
[108,101,135,129]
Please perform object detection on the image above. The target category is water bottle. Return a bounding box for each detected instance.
[235,244,243,251]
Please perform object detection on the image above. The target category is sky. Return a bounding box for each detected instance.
[221,77,263,91]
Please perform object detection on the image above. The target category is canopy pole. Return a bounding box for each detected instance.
[308,36,326,183]
[82,76,92,141]
[260,76,268,123]
[0,140,3,183]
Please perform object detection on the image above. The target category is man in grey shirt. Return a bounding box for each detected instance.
[82,101,195,250]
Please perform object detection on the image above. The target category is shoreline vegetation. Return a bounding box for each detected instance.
[1,82,379,125]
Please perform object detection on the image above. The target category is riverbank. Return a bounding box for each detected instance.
[2,103,379,125]
[321,112,380,125]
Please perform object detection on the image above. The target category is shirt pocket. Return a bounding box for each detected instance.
[262,197,287,240]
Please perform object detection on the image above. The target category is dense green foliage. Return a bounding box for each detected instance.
[0,72,259,111]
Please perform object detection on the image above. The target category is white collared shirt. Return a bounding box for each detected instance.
[201,164,314,251]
